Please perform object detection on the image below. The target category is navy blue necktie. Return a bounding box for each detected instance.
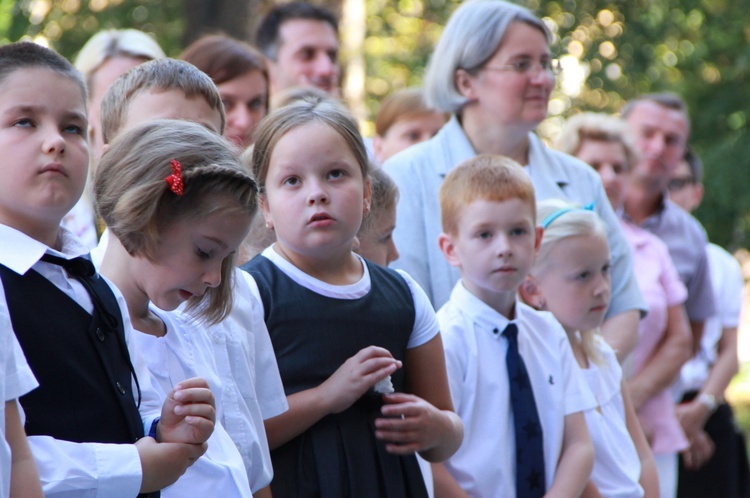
[503,323,545,498]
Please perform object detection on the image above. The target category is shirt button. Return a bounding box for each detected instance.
[96,328,105,342]
[493,328,499,334]
[116,381,126,395]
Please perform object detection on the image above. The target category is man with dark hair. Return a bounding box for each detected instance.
[255,2,340,97]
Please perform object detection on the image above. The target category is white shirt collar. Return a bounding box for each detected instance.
[0,223,92,275]
[449,280,517,337]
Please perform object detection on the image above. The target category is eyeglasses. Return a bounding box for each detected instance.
[667,176,696,191]
[482,59,562,76]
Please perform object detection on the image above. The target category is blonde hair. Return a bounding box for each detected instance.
[532,198,609,364]
[100,58,225,144]
[439,154,535,236]
[555,112,639,171]
[374,88,447,137]
[359,164,399,237]
[74,29,165,93]
[94,119,258,324]
[251,95,368,188]
[270,85,333,110]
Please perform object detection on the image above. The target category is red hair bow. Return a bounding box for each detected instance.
[165,159,184,196]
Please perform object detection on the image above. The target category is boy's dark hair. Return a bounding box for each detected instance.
[255,2,338,61]
[0,42,86,99]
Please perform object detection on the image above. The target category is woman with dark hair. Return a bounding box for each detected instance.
[181,34,269,150]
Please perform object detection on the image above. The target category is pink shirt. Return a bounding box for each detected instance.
[620,220,689,455]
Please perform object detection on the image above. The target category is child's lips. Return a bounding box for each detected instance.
[40,162,67,176]
[308,212,335,226]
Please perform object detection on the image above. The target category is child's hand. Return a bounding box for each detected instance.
[159,377,216,445]
[136,437,206,492]
[318,345,401,414]
[374,393,450,455]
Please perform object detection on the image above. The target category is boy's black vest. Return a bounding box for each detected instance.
[0,263,158,497]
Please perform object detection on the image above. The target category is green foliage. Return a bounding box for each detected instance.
[363,0,750,249]
[3,0,749,247]
[1,0,185,59]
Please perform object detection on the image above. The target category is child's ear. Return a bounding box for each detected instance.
[438,232,461,268]
[519,275,545,310]
[362,176,372,215]
[260,194,273,230]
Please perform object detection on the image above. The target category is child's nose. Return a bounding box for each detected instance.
[306,182,329,205]
[43,128,66,155]
[203,263,222,289]
[495,235,511,256]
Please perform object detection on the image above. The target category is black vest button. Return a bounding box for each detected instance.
[116,381,126,395]
[96,328,105,341]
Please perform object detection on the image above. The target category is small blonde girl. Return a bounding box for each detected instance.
[520,199,659,498]
[96,119,259,497]
[242,97,462,497]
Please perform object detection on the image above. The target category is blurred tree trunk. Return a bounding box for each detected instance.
[182,0,261,45]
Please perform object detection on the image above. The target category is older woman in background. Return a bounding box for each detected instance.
[383,0,643,359]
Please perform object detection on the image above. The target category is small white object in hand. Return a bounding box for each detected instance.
[374,375,394,394]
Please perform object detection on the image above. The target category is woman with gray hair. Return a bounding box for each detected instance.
[383,0,643,358]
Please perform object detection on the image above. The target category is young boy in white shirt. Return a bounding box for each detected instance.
[433,155,596,498]
[0,42,214,497]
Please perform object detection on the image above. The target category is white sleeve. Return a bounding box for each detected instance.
[384,155,436,304]
[30,436,142,498]
[240,271,288,419]
[2,290,38,400]
[395,270,439,349]
[436,309,466,413]
[714,247,744,328]
[105,275,164,428]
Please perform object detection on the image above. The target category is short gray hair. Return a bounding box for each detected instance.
[423,0,550,113]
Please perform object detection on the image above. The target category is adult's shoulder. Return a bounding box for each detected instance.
[527,133,603,195]
[665,199,709,244]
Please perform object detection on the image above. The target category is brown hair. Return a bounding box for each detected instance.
[100,58,225,144]
[374,88,447,137]
[0,42,86,100]
[180,34,268,87]
[439,154,535,236]
[251,94,368,188]
[95,119,258,324]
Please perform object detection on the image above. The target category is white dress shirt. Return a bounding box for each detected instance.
[437,282,596,497]
[0,223,162,498]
